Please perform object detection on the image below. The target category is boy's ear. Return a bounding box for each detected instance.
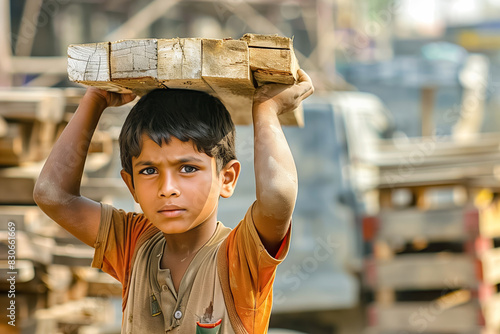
[219,160,241,198]
[120,170,139,203]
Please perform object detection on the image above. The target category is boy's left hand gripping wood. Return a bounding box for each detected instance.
[68,36,304,126]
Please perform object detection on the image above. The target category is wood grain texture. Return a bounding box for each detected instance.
[110,39,160,95]
[368,301,480,331]
[368,254,476,290]
[67,36,304,126]
[240,33,293,49]
[67,42,131,93]
[376,207,470,242]
[201,39,255,125]
[158,38,213,93]
[481,247,500,285]
[249,47,298,85]
[484,293,500,330]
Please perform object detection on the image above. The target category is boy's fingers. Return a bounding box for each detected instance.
[295,69,314,99]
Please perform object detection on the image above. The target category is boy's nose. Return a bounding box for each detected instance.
[158,174,180,198]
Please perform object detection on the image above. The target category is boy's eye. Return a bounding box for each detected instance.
[140,167,156,175]
[181,165,198,173]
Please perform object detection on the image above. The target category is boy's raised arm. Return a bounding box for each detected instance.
[251,69,314,255]
[33,88,135,247]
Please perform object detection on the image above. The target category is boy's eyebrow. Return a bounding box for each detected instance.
[134,160,155,168]
[134,156,204,168]
[177,156,204,164]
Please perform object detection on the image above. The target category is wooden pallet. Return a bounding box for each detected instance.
[365,253,477,291]
[363,206,478,243]
[367,300,483,333]
[363,202,500,332]
[482,293,500,331]
[0,88,84,166]
[479,198,500,239]
[68,34,303,126]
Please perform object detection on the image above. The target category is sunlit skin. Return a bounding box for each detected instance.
[34,70,313,295]
[120,134,240,289]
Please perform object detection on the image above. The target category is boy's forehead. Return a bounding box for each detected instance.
[135,133,214,162]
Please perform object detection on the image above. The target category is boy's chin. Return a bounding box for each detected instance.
[154,220,208,235]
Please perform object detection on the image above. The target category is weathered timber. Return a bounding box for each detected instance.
[484,293,500,330]
[367,301,480,332]
[68,42,131,94]
[0,123,24,165]
[201,39,255,125]
[375,207,473,242]
[366,253,477,290]
[110,39,160,95]
[240,33,293,49]
[157,38,213,93]
[249,47,299,85]
[244,34,303,126]
[481,247,500,285]
[68,35,305,126]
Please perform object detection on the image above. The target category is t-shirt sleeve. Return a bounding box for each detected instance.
[224,201,291,332]
[91,203,154,285]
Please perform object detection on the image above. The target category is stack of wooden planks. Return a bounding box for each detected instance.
[361,188,500,334]
[0,88,131,333]
[67,34,303,126]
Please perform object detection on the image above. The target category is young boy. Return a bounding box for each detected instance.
[34,70,313,333]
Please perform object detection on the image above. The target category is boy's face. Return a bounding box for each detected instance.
[121,134,239,235]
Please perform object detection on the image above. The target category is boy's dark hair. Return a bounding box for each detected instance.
[119,89,236,176]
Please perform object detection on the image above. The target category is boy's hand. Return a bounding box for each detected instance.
[253,69,314,115]
[84,87,137,109]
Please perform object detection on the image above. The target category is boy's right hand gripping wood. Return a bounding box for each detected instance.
[242,33,303,127]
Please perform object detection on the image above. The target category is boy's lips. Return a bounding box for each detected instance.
[158,205,186,218]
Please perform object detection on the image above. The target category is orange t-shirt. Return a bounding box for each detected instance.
[91,202,290,333]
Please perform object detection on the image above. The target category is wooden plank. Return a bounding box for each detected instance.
[85,273,122,297]
[240,33,293,49]
[68,36,305,126]
[0,88,66,122]
[52,244,94,267]
[368,301,481,332]
[420,86,436,137]
[68,42,131,94]
[480,199,500,238]
[110,39,160,95]
[157,38,214,93]
[0,294,41,334]
[0,123,24,166]
[0,175,36,204]
[249,47,298,85]
[369,254,477,290]
[376,207,471,242]
[0,231,52,264]
[481,247,500,285]
[483,293,500,330]
[0,205,43,231]
[245,34,303,126]
[201,39,255,125]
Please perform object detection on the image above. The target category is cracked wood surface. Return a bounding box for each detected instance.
[67,35,303,126]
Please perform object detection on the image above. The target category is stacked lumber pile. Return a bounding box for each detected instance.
[333,92,500,333]
[67,34,303,126]
[362,191,500,334]
[362,204,486,333]
[0,88,127,333]
[476,194,500,333]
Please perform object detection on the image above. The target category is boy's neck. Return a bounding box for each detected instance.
[161,218,218,259]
